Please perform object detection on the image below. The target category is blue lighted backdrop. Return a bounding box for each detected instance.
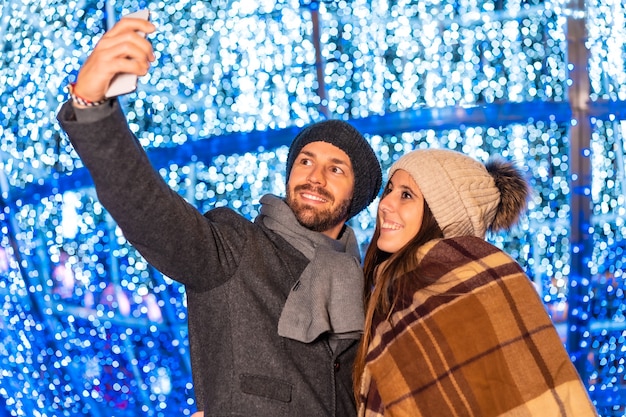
[0,0,625,416]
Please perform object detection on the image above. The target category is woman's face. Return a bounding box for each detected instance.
[376,169,425,253]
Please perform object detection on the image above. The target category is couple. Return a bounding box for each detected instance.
[57,17,597,416]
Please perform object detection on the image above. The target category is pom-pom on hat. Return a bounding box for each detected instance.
[388,148,529,239]
[286,120,382,220]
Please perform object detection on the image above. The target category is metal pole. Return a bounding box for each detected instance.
[309,0,330,118]
[565,0,592,381]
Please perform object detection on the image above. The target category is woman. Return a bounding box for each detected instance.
[353,149,597,416]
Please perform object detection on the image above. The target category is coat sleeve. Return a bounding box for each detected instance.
[57,100,246,291]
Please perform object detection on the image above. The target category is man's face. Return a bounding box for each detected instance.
[286,141,355,238]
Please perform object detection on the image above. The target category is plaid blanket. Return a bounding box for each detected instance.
[358,236,597,417]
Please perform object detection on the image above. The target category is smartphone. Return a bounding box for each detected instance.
[105,9,151,98]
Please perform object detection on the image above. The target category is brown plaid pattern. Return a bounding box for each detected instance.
[359,236,597,417]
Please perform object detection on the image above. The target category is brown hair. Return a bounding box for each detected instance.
[353,199,443,405]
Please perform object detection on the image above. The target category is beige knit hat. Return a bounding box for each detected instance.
[388,148,529,239]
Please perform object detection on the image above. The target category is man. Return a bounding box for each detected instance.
[57,17,382,416]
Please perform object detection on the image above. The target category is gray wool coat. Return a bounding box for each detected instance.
[57,100,358,417]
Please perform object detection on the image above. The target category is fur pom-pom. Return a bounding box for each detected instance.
[485,159,529,232]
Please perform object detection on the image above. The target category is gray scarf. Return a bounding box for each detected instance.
[257,194,365,343]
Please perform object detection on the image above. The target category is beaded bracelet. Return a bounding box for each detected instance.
[68,83,107,107]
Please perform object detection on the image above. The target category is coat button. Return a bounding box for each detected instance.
[334,361,340,372]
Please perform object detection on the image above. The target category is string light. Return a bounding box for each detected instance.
[0,0,624,415]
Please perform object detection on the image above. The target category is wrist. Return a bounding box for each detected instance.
[68,83,107,108]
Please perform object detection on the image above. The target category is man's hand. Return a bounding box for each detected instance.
[190,412,204,417]
[72,17,156,106]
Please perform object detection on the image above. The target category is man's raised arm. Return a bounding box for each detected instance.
[70,17,156,108]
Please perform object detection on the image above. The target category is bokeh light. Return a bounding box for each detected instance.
[1,0,625,415]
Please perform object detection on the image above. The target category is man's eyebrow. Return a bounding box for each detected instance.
[299,150,351,167]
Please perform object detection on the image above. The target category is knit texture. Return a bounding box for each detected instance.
[389,148,499,238]
[286,120,382,220]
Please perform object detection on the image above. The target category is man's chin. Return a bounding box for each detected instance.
[288,197,351,232]
[292,203,320,217]
[294,211,320,228]
[293,209,327,229]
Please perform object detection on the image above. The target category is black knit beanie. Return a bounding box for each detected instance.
[286,119,382,220]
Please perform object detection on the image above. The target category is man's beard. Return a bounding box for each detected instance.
[286,184,352,233]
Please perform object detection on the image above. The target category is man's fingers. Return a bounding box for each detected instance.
[74,51,151,100]
[72,25,155,102]
[96,34,154,65]
[70,15,156,105]
[98,28,155,61]
[104,18,155,38]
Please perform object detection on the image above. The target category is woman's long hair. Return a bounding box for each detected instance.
[353,200,443,405]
